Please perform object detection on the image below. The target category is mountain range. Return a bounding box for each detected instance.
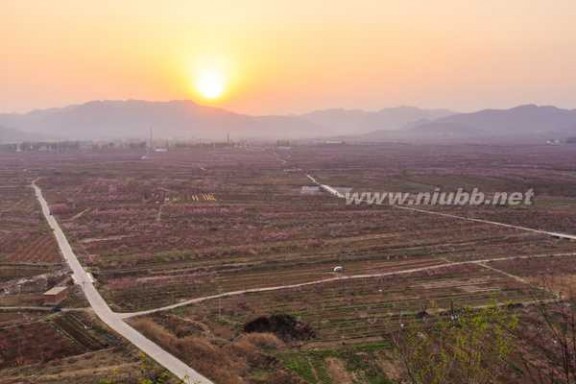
[0,125,51,143]
[360,104,576,143]
[0,100,574,144]
[0,101,452,142]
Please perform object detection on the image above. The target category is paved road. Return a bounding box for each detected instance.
[394,205,576,241]
[306,174,345,198]
[32,181,213,384]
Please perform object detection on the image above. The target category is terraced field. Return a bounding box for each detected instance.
[0,309,162,384]
[0,311,113,367]
[139,263,548,344]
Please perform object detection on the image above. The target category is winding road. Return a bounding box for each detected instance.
[122,251,575,319]
[33,181,213,384]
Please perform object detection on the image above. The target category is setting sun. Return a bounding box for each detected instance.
[195,69,227,100]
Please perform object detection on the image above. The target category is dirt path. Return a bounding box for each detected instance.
[121,251,576,318]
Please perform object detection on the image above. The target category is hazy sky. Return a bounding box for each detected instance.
[1,0,576,114]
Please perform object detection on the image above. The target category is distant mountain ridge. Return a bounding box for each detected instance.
[300,106,453,134]
[361,105,576,143]
[0,100,257,141]
[0,100,455,142]
[1,101,574,143]
[0,125,51,143]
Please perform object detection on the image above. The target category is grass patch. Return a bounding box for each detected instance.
[277,341,393,384]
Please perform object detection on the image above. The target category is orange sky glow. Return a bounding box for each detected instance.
[1,0,576,114]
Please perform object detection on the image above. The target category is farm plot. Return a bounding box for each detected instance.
[0,320,84,368]
[126,263,549,383]
[99,217,571,312]
[0,312,44,328]
[143,263,548,344]
[0,310,150,384]
[0,264,58,281]
[0,308,170,384]
[0,348,141,384]
[30,147,576,313]
[293,144,576,234]
[487,255,576,298]
[0,171,67,308]
[4,235,61,264]
[0,173,63,269]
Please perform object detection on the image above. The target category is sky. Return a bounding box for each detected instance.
[1,0,576,115]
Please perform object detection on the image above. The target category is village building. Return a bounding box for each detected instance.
[43,286,69,306]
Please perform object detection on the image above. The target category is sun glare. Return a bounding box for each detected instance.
[195,69,226,100]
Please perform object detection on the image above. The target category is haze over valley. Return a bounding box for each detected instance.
[1,101,575,143]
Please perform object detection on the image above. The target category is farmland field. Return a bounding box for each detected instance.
[0,161,68,307]
[1,143,576,383]
[0,309,155,384]
[0,153,174,383]
[140,263,550,343]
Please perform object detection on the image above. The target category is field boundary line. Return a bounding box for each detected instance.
[307,173,576,241]
[478,262,561,300]
[121,251,576,319]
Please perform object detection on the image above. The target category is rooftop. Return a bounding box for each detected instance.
[43,286,68,296]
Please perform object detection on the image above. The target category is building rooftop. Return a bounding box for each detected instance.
[43,286,68,296]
